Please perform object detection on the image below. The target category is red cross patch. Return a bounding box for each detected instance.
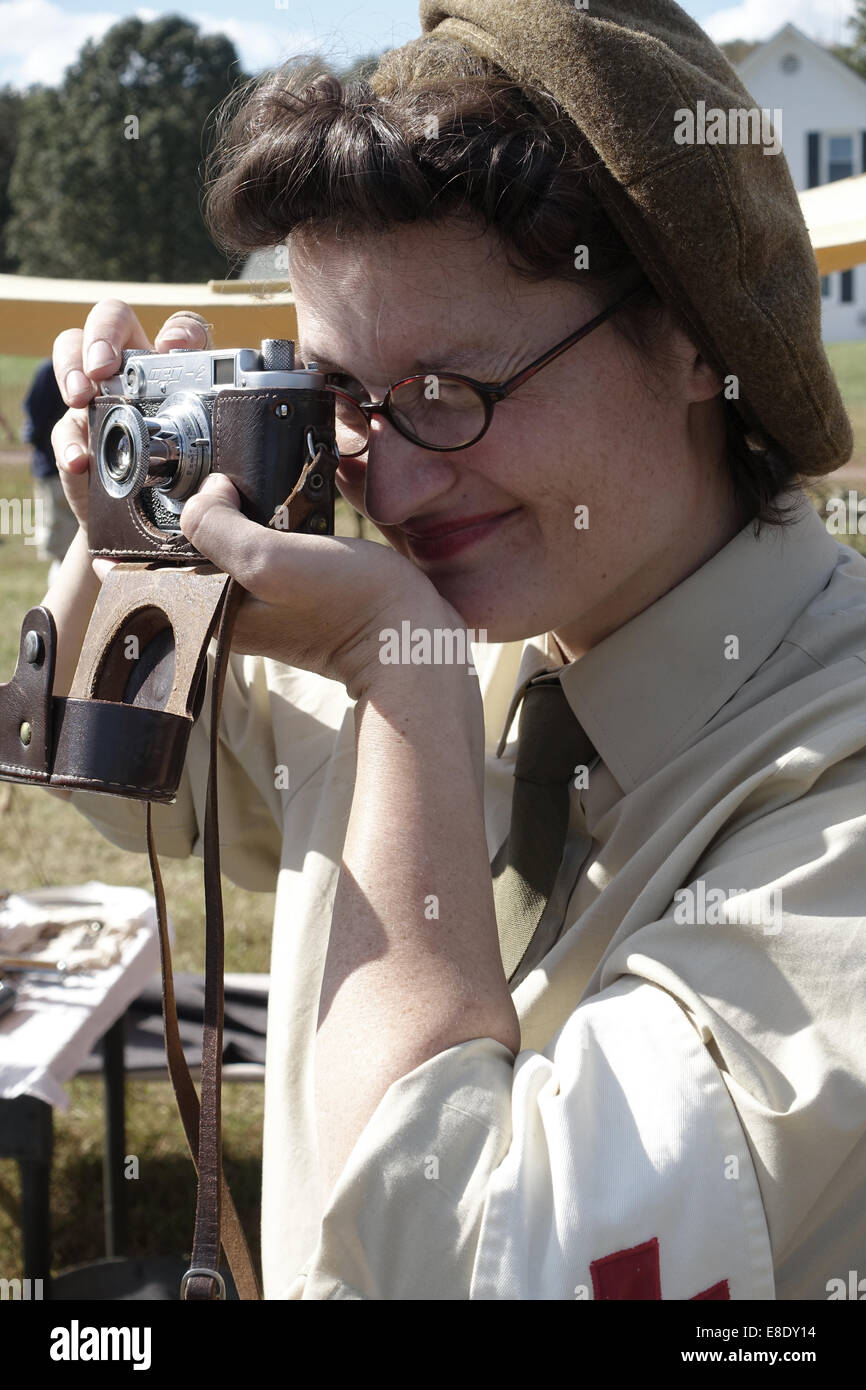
[590,1237,730,1300]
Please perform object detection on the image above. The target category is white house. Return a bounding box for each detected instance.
[735,23,866,340]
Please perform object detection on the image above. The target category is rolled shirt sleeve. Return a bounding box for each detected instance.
[288,976,774,1300]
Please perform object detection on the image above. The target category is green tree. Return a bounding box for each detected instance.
[831,0,866,79]
[0,86,24,271]
[7,15,245,281]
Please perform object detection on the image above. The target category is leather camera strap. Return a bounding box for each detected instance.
[142,445,337,1301]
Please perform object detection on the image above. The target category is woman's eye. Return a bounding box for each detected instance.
[325,372,364,395]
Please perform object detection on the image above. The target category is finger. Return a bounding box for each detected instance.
[184,473,241,510]
[81,298,152,382]
[52,406,91,474]
[178,474,241,550]
[154,312,213,351]
[53,328,93,409]
[179,474,333,597]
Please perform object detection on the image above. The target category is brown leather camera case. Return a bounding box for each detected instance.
[88,387,336,559]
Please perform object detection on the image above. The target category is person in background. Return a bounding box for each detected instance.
[23,358,77,583]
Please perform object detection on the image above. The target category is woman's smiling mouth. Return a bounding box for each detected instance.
[399,508,522,561]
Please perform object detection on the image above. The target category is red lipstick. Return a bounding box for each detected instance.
[401,509,520,561]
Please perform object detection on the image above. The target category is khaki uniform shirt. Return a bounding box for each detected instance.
[68,492,866,1300]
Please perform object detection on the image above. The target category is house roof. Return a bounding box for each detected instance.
[736,21,866,100]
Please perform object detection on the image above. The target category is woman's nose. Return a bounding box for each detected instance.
[361,419,460,527]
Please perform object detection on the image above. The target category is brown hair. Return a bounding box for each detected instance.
[204,39,799,527]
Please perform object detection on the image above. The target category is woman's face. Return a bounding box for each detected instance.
[287,219,739,657]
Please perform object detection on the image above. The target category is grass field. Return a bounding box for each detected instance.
[0,338,864,1287]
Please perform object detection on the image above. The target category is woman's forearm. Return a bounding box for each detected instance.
[40,527,102,696]
[314,662,520,1199]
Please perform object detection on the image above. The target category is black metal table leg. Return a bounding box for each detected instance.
[0,1095,53,1284]
[20,1153,51,1285]
[101,1011,128,1256]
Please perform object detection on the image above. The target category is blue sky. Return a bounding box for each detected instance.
[0,0,859,89]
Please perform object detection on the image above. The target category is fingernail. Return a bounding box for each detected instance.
[196,474,229,500]
[65,370,91,399]
[63,443,83,465]
[157,326,198,346]
[86,340,117,372]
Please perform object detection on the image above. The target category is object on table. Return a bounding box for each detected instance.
[0,883,147,973]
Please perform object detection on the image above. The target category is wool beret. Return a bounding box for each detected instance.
[370,0,853,474]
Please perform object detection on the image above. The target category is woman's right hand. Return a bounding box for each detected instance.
[50,299,213,533]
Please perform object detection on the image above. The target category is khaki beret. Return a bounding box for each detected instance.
[371,0,853,474]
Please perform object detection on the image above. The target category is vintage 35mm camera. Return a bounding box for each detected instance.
[87,338,338,559]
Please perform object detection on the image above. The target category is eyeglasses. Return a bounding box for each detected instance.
[322,279,648,457]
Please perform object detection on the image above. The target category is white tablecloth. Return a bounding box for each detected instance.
[0,882,161,1108]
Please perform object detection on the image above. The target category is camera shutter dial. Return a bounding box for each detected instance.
[261,339,295,372]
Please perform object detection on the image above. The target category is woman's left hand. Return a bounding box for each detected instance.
[178,473,461,699]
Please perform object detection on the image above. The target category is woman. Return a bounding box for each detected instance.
[46,0,866,1300]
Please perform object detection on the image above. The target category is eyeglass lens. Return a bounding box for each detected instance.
[330,375,489,454]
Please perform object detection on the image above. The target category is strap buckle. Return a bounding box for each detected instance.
[180,1267,226,1300]
[306,427,340,467]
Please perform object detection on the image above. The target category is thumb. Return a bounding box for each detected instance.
[179,473,242,555]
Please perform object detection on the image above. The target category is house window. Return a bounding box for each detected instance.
[821,275,831,297]
[780,53,800,73]
[841,270,854,304]
[827,135,854,183]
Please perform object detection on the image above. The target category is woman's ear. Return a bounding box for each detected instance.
[643,303,724,404]
[690,348,726,402]
[668,318,725,402]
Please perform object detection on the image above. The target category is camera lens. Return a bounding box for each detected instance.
[103,423,135,484]
[95,397,211,511]
[143,394,211,512]
[95,404,152,499]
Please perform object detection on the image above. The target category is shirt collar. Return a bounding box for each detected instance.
[522,494,840,792]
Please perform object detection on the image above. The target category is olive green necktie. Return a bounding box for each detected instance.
[491,671,596,983]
